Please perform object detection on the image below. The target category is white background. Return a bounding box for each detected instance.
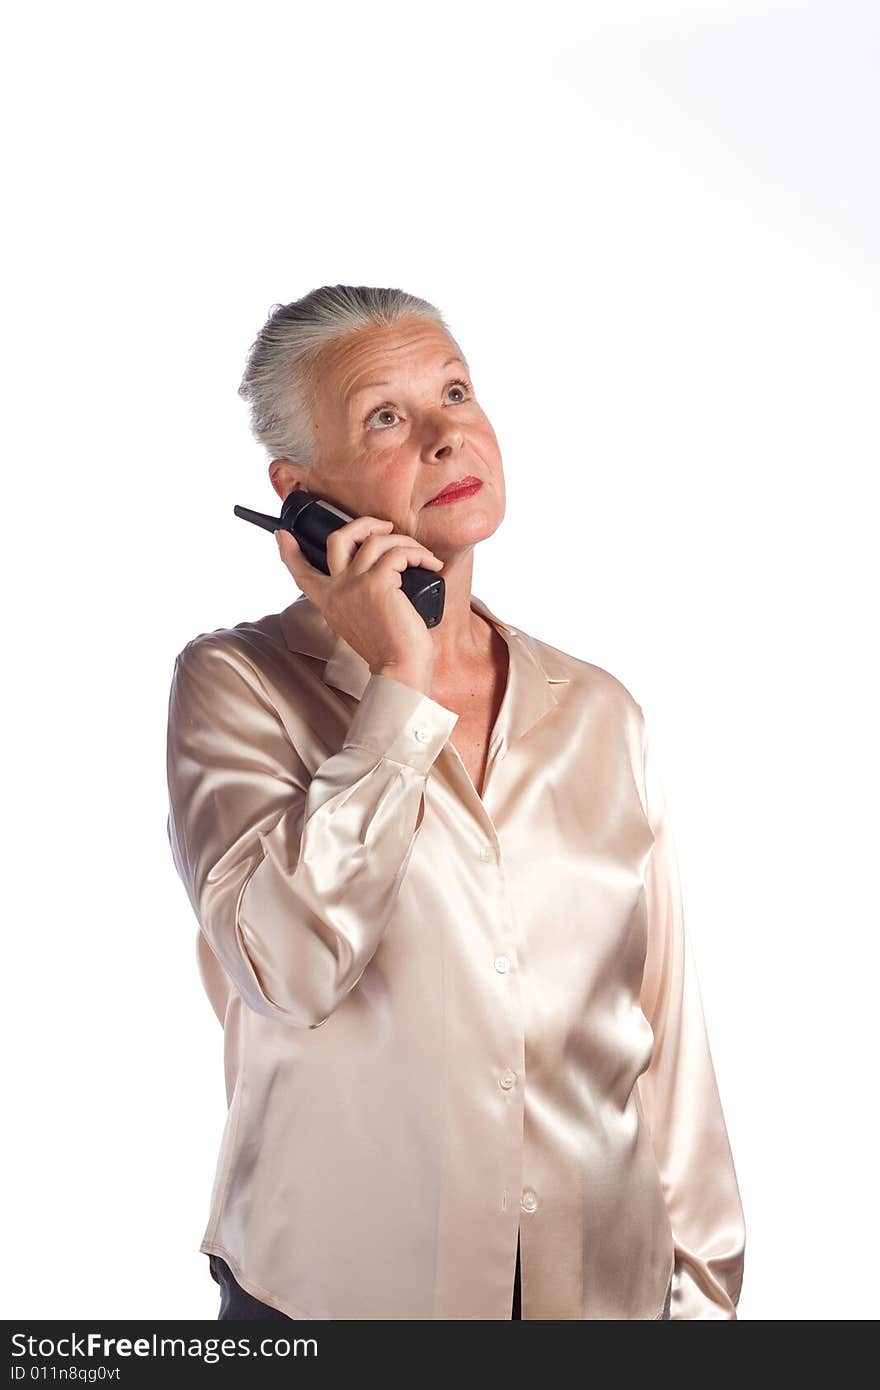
[3,0,877,1321]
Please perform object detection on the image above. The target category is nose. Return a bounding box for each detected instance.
[426,417,465,459]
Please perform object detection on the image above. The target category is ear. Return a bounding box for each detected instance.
[269,459,309,504]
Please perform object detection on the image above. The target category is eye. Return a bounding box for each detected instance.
[364,378,473,429]
[446,377,472,403]
[365,403,400,430]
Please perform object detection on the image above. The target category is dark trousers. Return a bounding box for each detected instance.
[210,1227,524,1320]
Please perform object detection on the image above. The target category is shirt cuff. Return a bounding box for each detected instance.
[342,672,459,774]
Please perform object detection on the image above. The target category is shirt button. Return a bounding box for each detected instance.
[494,954,511,973]
[480,845,498,862]
[521,1189,539,1213]
[499,1068,517,1090]
[413,727,430,742]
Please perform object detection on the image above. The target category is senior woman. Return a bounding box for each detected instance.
[165,283,746,1321]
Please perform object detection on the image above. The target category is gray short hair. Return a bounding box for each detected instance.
[238,283,465,468]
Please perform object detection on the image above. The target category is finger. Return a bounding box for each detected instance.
[326,516,394,575]
[349,532,444,576]
[275,527,325,600]
[377,545,445,575]
[275,526,300,559]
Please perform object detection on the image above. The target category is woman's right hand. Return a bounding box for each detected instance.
[275,515,444,692]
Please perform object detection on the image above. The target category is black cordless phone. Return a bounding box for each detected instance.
[233,490,446,628]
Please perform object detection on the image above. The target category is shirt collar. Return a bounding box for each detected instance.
[279,591,570,745]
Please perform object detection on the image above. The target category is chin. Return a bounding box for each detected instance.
[439,513,504,547]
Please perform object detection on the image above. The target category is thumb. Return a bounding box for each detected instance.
[275,527,300,554]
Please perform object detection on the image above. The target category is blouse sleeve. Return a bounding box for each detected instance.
[635,709,747,1319]
[165,635,459,1030]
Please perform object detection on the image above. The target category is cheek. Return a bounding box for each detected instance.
[471,410,498,441]
[473,419,503,464]
[351,449,415,507]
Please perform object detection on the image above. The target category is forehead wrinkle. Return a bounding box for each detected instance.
[344,354,467,406]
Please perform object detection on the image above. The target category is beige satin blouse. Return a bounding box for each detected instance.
[165,590,745,1320]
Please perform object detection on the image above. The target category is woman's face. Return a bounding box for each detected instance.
[272,317,505,560]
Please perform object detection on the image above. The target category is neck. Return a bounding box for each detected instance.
[428,555,492,679]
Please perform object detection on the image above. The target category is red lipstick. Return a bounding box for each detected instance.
[425,476,483,507]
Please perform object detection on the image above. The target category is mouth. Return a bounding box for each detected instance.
[425,475,483,506]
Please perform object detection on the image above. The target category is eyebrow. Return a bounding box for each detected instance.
[346,356,468,403]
